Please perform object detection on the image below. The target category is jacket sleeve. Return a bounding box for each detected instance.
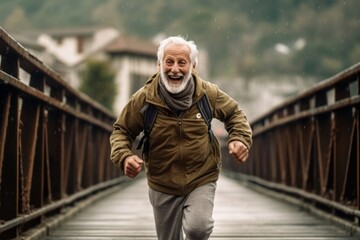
[212,87,253,150]
[109,95,144,170]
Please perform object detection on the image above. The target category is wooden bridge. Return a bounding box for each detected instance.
[0,27,360,239]
[37,176,357,240]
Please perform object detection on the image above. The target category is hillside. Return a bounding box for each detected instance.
[1,0,359,81]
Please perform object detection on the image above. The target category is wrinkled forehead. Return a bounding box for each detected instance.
[163,43,191,62]
[164,43,191,57]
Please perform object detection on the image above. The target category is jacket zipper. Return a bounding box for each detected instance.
[178,116,186,195]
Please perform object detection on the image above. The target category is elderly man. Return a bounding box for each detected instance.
[110,36,252,240]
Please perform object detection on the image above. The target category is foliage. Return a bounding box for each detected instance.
[79,60,116,112]
[1,0,359,82]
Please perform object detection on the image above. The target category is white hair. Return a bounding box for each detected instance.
[157,36,199,66]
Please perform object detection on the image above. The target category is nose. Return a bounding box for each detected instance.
[171,64,180,73]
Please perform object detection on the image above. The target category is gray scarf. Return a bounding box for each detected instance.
[159,77,195,112]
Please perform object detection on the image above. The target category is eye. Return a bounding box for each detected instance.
[178,60,186,66]
[165,59,173,65]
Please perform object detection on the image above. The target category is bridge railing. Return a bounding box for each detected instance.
[0,27,123,238]
[223,61,360,227]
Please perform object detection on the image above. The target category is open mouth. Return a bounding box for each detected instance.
[167,75,184,86]
[168,75,184,81]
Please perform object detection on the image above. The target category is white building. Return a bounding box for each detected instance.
[37,26,120,88]
[104,36,157,113]
[32,26,158,114]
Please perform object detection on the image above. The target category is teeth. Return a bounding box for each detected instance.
[169,76,182,80]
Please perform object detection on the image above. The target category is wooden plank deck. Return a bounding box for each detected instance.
[44,175,357,240]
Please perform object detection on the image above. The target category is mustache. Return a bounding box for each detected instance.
[167,72,184,77]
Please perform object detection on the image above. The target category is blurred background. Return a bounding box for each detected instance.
[1,0,359,122]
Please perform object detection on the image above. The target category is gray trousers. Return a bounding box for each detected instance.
[149,183,216,240]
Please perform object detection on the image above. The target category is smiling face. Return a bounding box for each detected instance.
[160,43,195,94]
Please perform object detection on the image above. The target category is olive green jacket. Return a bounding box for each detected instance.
[110,73,252,195]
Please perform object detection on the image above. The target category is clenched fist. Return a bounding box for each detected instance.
[123,155,144,178]
[228,141,249,163]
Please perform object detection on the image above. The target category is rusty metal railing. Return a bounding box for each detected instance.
[223,62,360,227]
[0,27,123,238]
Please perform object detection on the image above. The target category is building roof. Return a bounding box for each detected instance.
[40,26,108,38]
[105,35,157,58]
[11,33,45,51]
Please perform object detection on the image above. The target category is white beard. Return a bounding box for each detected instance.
[160,66,192,94]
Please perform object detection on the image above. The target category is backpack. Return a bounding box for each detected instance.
[137,94,215,156]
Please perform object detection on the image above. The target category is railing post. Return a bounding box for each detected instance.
[0,50,20,238]
[29,72,46,209]
[47,85,65,200]
[334,82,351,202]
[357,76,360,210]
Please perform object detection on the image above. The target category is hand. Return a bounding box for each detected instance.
[123,155,144,178]
[228,141,249,163]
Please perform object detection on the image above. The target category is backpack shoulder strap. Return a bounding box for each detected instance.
[137,103,158,155]
[197,94,212,126]
[197,94,216,144]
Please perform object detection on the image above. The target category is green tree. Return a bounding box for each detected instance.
[80,60,116,112]
[4,8,31,31]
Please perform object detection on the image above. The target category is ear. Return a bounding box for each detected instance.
[192,63,196,71]
[157,62,160,71]
[192,64,198,75]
